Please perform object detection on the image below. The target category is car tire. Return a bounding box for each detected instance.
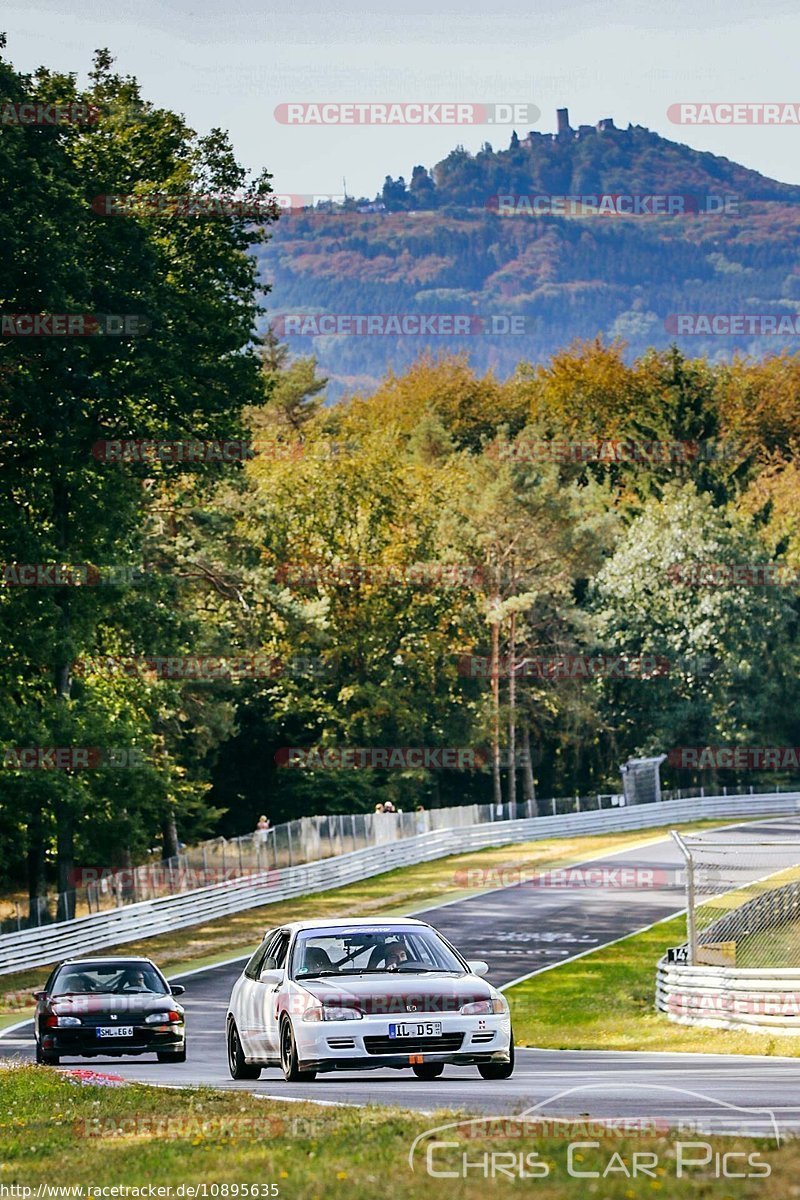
[477,1038,515,1080]
[227,1020,261,1080]
[36,1042,59,1066]
[412,1062,444,1080]
[157,1048,187,1064]
[279,1018,316,1082]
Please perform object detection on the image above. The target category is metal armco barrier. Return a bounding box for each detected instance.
[2,791,798,975]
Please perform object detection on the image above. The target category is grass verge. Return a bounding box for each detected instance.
[0,1064,792,1197]
[506,913,800,1057]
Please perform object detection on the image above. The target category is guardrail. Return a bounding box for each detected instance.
[656,960,800,1033]
[2,791,798,976]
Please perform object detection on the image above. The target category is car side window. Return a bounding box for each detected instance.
[244,936,274,981]
[263,931,290,972]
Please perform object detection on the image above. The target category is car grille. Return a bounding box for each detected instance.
[327,1038,356,1050]
[364,1033,464,1055]
[471,1032,495,1043]
[71,1018,147,1029]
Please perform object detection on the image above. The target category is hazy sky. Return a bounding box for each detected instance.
[6,0,800,197]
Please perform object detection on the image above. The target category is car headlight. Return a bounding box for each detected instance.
[302,1005,362,1022]
[461,998,507,1015]
[145,1010,183,1024]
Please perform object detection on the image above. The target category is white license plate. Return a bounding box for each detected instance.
[388,1021,442,1038]
[97,1026,133,1037]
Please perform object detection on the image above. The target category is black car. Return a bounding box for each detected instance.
[33,956,186,1065]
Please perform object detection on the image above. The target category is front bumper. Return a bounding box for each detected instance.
[41,1025,185,1058]
[294,1012,511,1073]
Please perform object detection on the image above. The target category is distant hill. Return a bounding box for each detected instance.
[257,111,800,398]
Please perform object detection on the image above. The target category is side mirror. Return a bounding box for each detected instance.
[169,983,185,996]
[259,968,284,987]
[32,990,47,1001]
[467,960,489,977]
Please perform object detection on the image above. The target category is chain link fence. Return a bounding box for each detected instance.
[672,822,800,967]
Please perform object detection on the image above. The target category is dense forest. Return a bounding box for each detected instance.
[2,49,800,911]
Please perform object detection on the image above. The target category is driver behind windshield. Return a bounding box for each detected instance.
[384,941,409,969]
[117,967,159,992]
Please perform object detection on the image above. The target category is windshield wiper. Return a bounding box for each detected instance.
[295,970,340,978]
[393,966,459,973]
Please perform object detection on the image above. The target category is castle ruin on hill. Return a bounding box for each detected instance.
[554,107,616,140]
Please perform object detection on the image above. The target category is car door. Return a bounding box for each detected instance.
[236,933,275,1056]
[259,930,292,1056]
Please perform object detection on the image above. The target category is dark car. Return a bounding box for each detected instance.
[33,956,186,1065]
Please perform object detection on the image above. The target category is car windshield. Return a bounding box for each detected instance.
[51,963,167,995]
[291,927,465,978]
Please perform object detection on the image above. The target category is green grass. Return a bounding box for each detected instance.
[506,913,800,1056]
[737,917,800,968]
[0,1065,793,1198]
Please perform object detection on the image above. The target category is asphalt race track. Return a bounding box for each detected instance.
[4,816,800,1133]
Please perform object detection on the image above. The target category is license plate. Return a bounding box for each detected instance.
[388,1021,442,1038]
[97,1026,133,1037]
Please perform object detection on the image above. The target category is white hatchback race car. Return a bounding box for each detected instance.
[226,917,513,1082]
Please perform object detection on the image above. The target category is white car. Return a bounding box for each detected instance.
[225,917,514,1082]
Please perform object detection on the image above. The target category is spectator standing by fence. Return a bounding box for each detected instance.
[254,814,271,863]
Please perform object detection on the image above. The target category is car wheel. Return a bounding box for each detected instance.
[36,1042,59,1066]
[157,1048,187,1064]
[279,1018,316,1082]
[412,1062,444,1080]
[477,1038,515,1080]
[227,1020,261,1080]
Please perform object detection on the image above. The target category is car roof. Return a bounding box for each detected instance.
[276,918,428,932]
[58,957,155,966]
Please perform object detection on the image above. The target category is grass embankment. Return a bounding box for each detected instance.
[0,819,736,1023]
[738,918,800,967]
[0,1065,791,1198]
[506,913,800,1057]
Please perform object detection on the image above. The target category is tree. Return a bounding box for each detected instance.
[0,44,277,911]
[590,482,800,788]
